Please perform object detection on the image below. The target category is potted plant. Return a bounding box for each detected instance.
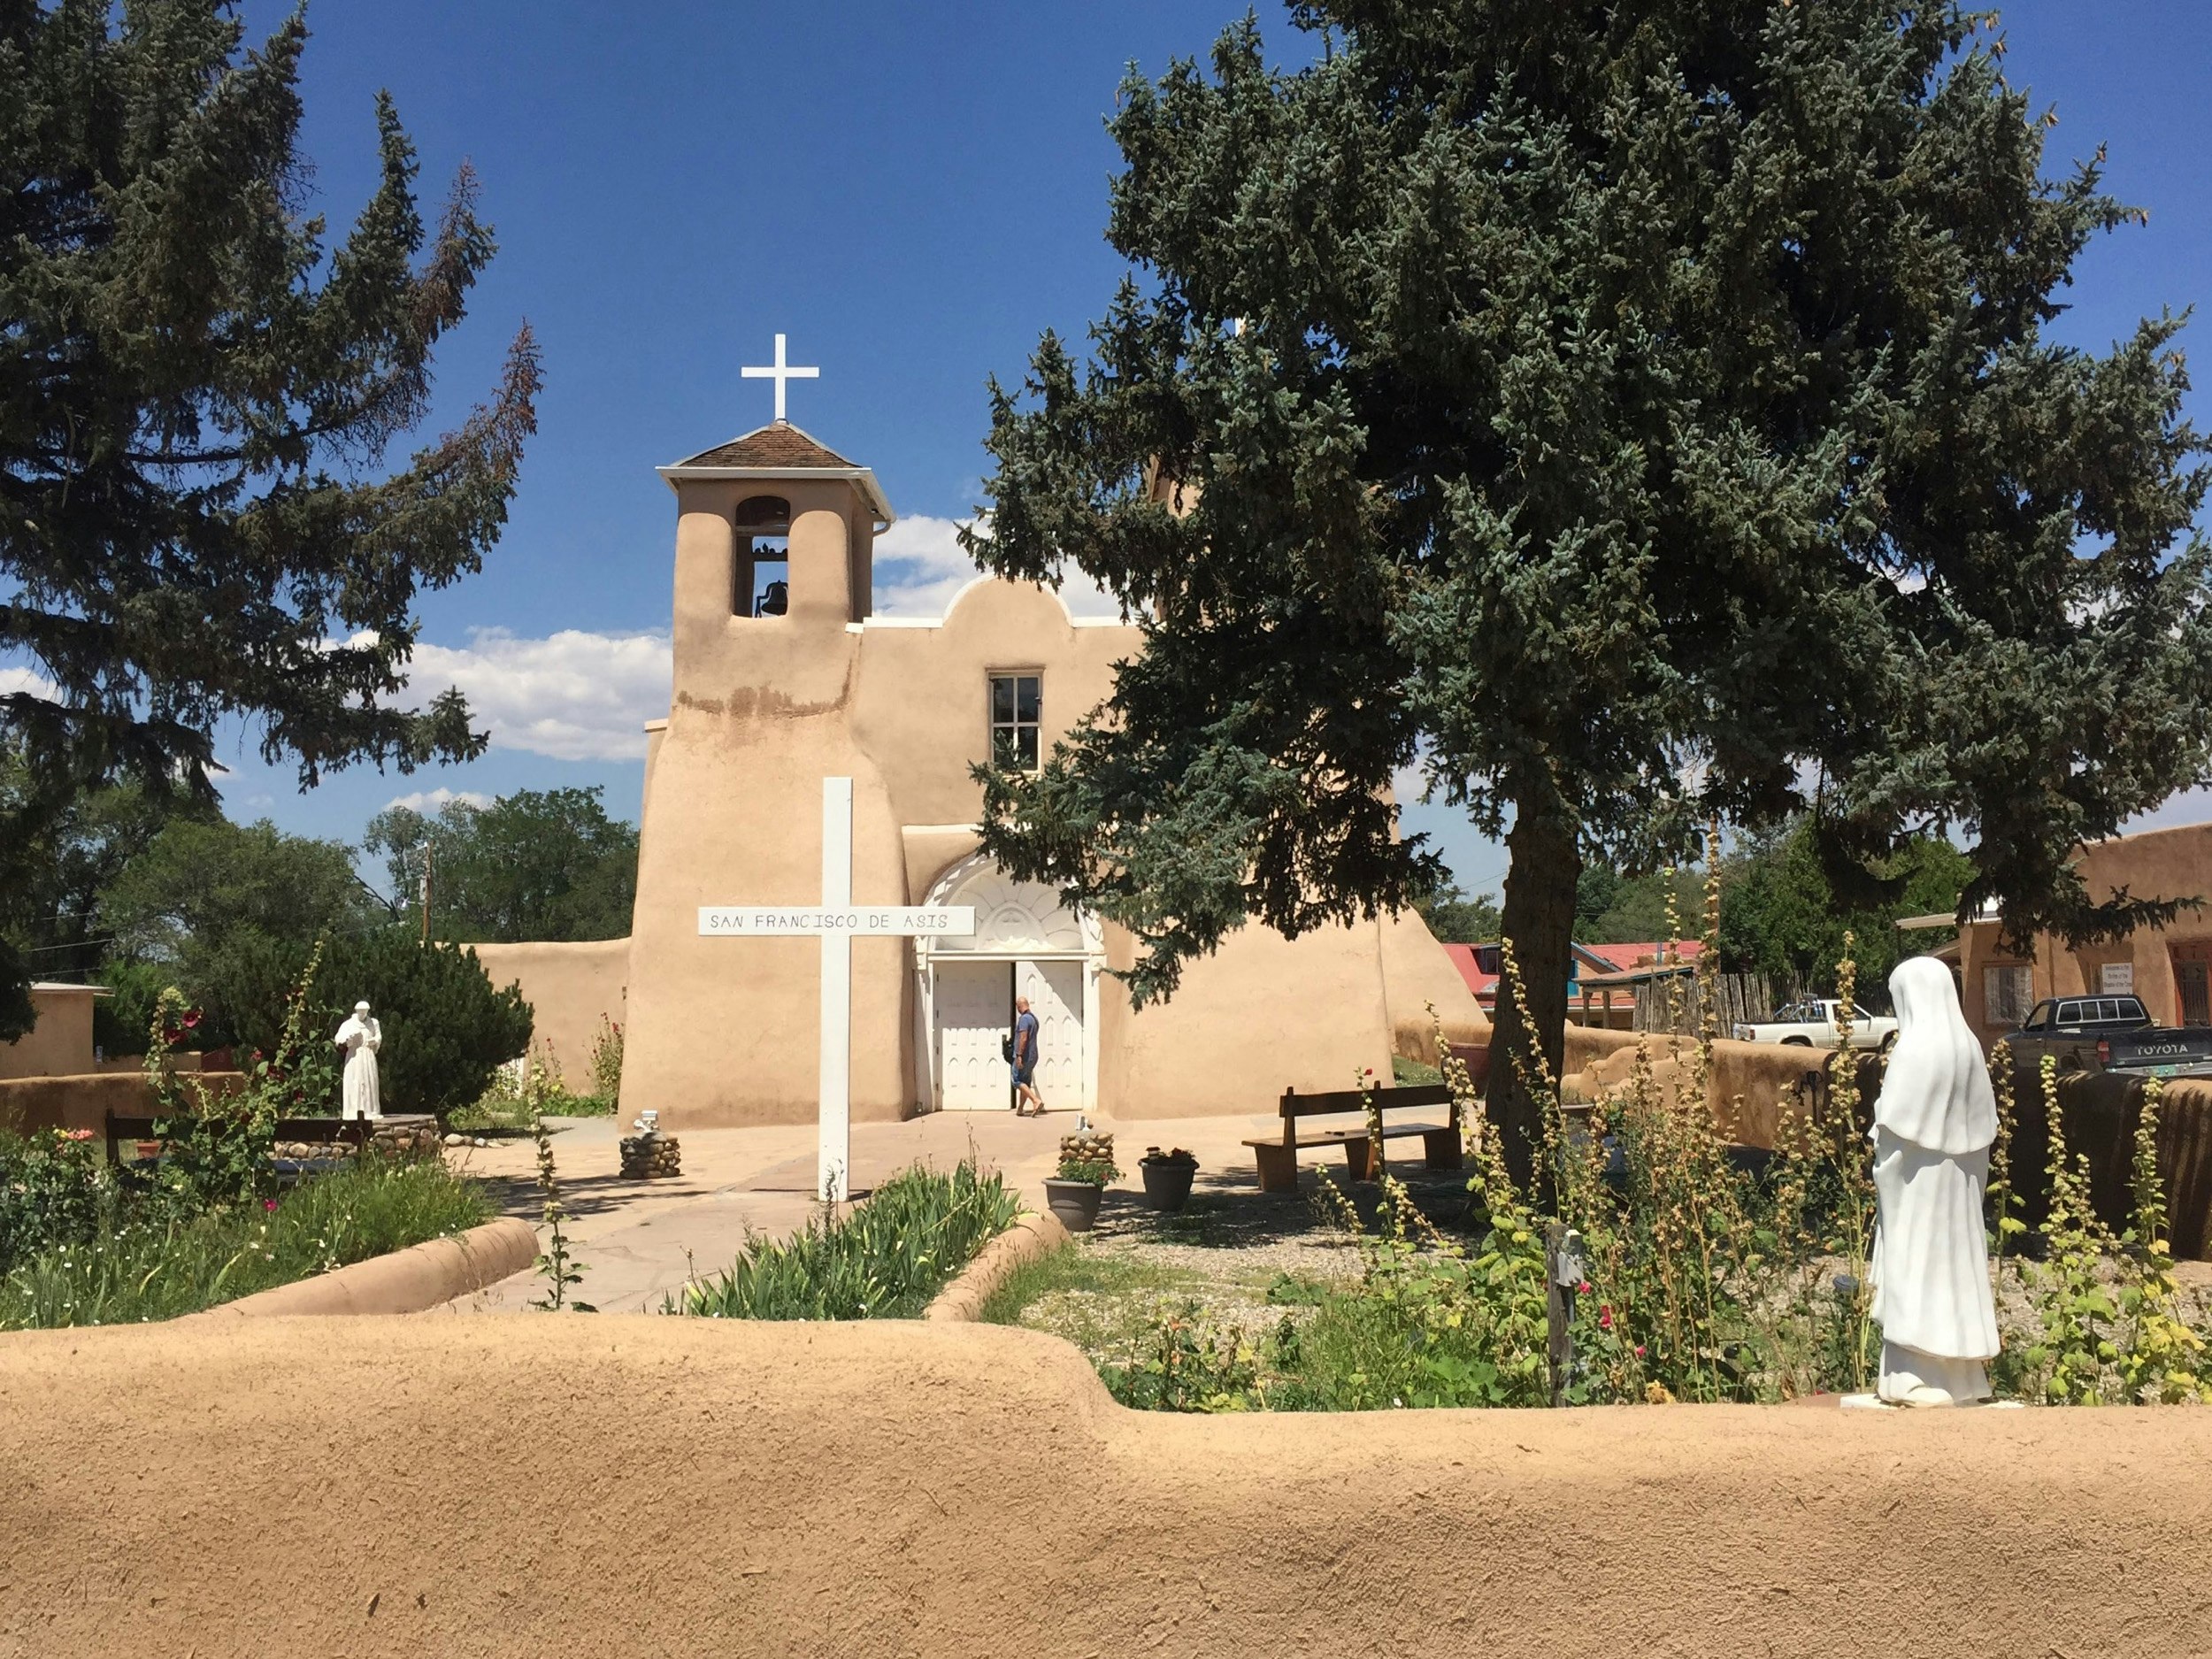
[1139,1146,1198,1212]
[1044,1133,1119,1233]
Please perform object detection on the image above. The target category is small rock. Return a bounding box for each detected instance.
[473,1137,489,1148]
[442,1133,465,1147]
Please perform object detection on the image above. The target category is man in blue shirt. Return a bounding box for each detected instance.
[1010,995,1044,1117]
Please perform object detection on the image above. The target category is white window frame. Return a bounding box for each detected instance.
[988,672,1042,773]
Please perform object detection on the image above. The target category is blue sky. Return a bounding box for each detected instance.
[178,3,2212,898]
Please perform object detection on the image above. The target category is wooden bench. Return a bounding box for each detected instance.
[1243,1083,1463,1194]
[104,1112,375,1166]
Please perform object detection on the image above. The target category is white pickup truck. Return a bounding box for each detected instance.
[1732,999,1899,1050]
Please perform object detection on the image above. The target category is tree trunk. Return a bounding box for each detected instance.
[1485,790,1580,1194]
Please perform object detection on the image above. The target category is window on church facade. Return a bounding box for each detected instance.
[989,673,1041,772]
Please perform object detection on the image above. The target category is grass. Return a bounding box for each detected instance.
[1392,1055,1443,1086]
[0,1155,493,1329]
[678,1159,1020,1320]
[978,1241,1205,1346]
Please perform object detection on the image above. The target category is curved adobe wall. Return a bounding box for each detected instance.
[2,1318,2206,1659]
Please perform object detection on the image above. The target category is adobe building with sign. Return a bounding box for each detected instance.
[486,411,1485,1130]
[1937,818,2212,1050]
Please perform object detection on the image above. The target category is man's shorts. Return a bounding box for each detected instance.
[1010,1061,1034,1086]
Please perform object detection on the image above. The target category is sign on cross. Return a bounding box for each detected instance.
[698,778,975,1201]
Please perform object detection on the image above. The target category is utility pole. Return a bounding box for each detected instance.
[419,841,434,944]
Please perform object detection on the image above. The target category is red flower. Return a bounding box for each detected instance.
[1598,1306,1614,1331]
[1634,1344,1647,1358]
[264,1199,278,1212]
[1576,1279,1593,1296]
[181,1010,202,1031]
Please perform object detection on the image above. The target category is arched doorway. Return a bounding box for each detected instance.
[916,856,1102,1112]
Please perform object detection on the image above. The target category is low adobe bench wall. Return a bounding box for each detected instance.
[1465,1030,2212,1258]
[0,1070,246,1138]
[2,1317,2208,1658]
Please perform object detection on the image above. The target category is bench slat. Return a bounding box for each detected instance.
[1242,1123,1453,1150]
[1278,1083,1455,1118]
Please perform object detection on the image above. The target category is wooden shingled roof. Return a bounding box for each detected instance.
[674,423,856,470]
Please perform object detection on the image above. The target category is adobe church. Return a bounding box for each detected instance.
[481,403,1483,1129]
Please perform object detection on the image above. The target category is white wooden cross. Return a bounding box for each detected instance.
[740,332,819,425]
[698,778,975,1202]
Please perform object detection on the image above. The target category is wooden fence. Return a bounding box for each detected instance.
[1631,970,1775,1035]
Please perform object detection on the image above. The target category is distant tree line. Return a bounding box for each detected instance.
[1417,817,1972,1003]
[0,756,635,1108]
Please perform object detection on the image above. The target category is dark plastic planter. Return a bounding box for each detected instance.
[1044,1178,1105,1233]
[1140,1159,1196,1212]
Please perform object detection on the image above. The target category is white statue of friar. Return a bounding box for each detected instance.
[1867,956,2001,1405]
[334,1001,383,1121]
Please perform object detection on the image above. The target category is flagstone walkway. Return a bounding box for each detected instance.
[432,1107,1289,1315]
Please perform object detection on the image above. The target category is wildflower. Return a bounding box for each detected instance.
[264,1199,279,1212]
[1598,1305,1614,1332]
[1577,1279,1593,1295]
[1634,1344,1647,1358]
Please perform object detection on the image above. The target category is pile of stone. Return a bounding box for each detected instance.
[367,1117,441,1157]
[273,1116,442,1161]
[1059,1130,1115,1166]
[620,1133,681,1179]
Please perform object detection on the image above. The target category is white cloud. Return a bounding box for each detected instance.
[403,628,672,763]
[872,514,1125,620]
[383,787,495,813]
[0,665,60,702]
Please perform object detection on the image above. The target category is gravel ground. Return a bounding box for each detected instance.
[1006,1165,1483,1362]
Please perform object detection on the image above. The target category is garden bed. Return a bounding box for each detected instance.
[672,1159,1021,1319]
[0,1129,492,1329]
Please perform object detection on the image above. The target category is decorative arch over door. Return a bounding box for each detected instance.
[915,854,1102,1111]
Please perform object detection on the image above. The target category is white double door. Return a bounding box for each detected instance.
[933,958,1085,1110]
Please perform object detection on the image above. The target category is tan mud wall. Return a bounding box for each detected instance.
[470,938,629,1094]
[0,1070,245,1137]
[0,985,98,1079]
[1537,1028,2212,1258]
[3,1317,2208,1659]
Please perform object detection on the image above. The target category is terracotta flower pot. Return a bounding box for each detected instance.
[1043,1178,1104,1233]
[1140,1158,1196,1212]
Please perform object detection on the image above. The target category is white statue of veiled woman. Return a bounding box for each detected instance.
[334,1001,383,1121]
[1868,956,2001,1405]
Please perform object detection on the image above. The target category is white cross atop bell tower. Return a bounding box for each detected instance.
[741,332,819,424]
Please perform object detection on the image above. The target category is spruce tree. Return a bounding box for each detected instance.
[0,3,538,1032]
[965,3,2210,1176]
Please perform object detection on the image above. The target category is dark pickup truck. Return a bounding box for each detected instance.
[2006,995,2212,1079]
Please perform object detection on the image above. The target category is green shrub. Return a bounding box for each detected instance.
[206,928,532,1118]
[0,1153,490,1328]
[679,1161,1020,1320]
[449,1039,615,1131]
[588,1015,624,1102]
[0,1127,116,1273]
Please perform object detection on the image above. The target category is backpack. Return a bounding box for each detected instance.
[1001,1033,1016,1063]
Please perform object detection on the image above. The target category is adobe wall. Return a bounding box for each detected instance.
[0,1070,245,1137]
[1537,1027,2212,1258]
[0,984,99,1080]
[470,939,629,1094]
[3,1317,2207,1659]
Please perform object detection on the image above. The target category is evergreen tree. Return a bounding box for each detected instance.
[964,3,2210,1177]
[0,3,540,1025]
